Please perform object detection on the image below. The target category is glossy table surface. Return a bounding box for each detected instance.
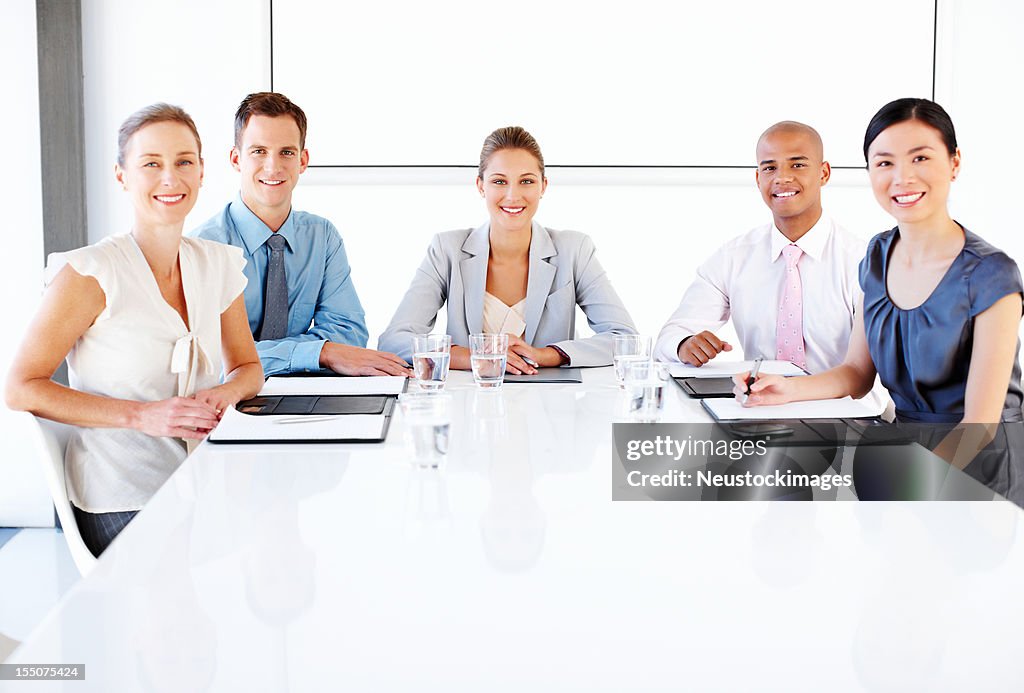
[7,368,1024,691]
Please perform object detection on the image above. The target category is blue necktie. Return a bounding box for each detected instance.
[258,234,289,341]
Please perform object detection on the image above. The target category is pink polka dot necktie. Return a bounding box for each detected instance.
[776,244,806,369]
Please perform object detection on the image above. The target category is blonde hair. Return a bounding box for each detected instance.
[117,103,201,166]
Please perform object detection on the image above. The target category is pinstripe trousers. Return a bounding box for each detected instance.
[71,505,139,558]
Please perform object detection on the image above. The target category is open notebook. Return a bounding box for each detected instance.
[701,396,889,446]
[702,397,884,421]
[668,359,806,379]
[671,360,806,398]
[207,375,406,444]
[208,406,393,443]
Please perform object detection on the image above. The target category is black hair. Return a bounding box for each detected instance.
[863,98,957,162]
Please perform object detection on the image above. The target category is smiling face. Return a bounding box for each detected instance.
[231,114,309,228]
[476,148,548,233]
[755,127,830,237]
[115,120,203,230]
[867,119,960,229]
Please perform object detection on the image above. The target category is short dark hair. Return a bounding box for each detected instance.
[478,126,545,178]
[863,98,957,162]
[234,92,308,149]
[117,103,201,166]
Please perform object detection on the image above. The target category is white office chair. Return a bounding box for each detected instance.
[30,416,96,577]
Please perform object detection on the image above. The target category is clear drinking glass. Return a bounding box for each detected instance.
[624,359,669,422]
[470,333,509,389]
[613,334,652,387]
[411,333,452,391]
[398,392,451,467]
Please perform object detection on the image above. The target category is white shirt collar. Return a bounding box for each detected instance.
[770,213,831,263]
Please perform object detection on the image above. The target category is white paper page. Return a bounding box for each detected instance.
[704,396,884,421]
[667,360,805,379]
[209,407,388,442]
[259,375,407,396]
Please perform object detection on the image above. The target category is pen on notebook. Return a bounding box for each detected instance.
[741,357,764,405]
[273,415,343,425]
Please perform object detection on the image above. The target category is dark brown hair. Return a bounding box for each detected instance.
[234,92,308,149]
[117,103,201,166]
[478,126,545,178]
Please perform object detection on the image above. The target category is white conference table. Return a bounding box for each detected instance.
[6,367,1024,691]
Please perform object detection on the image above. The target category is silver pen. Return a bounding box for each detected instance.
[273,414,343,425]
[740,357,764,405]
[522,356,539,368]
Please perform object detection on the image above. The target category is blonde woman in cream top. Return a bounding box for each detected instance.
[5,105,263,555]
[379,126,636,373]
[42,234,248,512]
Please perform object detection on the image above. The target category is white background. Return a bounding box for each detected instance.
[2,0,1023,524]
[2,0,46,525]
[273,0,933,167]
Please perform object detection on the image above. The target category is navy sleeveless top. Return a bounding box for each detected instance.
[859,226,1024,423]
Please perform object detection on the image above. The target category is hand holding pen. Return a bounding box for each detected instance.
[732,358,794,407]
[740,357,763,405]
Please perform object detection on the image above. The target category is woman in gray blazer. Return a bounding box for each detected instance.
[378,126,636,373]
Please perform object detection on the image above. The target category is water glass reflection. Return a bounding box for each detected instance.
[613,334,652,387]
[624,360,669,422]
[399,392,451,467]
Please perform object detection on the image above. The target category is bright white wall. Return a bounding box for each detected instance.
[934,0,1024,268]
[81,0,269,243]
[6,0,1022,524]
[1,0,52,527]
[274,0,934,168]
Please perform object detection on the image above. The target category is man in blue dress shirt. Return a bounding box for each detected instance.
[194,92,410,376]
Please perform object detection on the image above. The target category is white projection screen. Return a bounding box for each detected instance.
[271,0,935,168]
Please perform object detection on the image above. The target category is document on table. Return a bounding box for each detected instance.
[259,375,408,396]
[208,406,389,443]
[702,396,884,421]
[667,359,805,379]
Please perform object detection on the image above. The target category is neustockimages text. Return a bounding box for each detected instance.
[622,435,853,491]
[626,468,853,491]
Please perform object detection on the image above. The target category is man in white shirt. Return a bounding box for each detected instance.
[655,121,866,374]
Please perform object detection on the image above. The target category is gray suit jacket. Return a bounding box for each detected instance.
[378,222,636,366]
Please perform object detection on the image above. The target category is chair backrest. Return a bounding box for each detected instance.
[31,417,96,577]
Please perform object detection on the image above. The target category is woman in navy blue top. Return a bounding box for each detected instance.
[739,98,1023,493]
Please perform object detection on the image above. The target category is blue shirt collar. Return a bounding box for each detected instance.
[227,193,296,255]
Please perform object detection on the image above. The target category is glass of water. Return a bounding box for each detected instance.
[613,334,652,387]
[470,333,509,389]
[399,392,451,467]
[412,333,452,391]
[624,359,669,422]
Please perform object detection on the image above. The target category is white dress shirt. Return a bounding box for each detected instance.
[654,214,866,374]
